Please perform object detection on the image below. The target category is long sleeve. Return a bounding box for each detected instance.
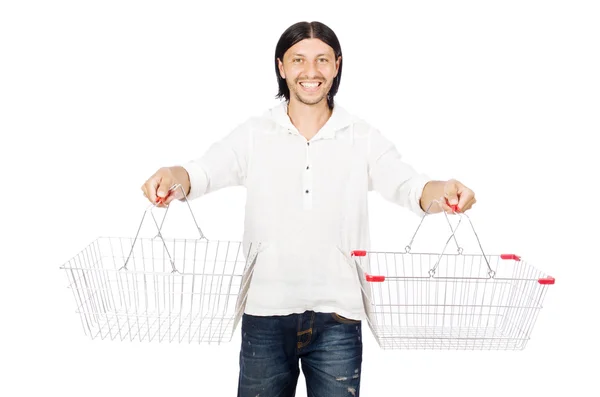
[367,128,430,216]
[181,121,252,201]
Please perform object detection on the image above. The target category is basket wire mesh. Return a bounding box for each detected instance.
[346,201,555,350]
[61,185,260,344]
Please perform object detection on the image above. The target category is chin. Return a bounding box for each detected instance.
[295,93,327,106]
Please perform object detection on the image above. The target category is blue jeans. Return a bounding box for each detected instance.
[237,311,363,397]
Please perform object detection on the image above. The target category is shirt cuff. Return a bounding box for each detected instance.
[410,174,431,217]
[180,161,209,201]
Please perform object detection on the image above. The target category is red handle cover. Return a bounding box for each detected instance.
[501,254,521,261]
[366,274,385,282]
[351,250,367,257]
[538,277,555,285]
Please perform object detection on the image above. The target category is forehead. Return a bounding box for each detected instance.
[284,38,335,57]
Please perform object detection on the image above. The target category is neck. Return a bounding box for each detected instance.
[287,98,332,140]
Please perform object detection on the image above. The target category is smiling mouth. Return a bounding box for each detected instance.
[299,81,322,92]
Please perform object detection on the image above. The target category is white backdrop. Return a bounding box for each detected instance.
[1,0,598,396]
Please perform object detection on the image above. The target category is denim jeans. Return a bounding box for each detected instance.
[237,310,363,397]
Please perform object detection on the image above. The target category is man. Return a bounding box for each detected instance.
[141,21,475,397]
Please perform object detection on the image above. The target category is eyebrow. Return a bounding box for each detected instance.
[291,53,332,58]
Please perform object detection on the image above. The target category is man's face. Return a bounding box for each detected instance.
[278,38,341,106]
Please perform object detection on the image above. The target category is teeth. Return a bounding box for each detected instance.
[301,82,319,88]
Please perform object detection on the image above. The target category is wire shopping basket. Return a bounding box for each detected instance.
[347,201,555,351]
[60,185,261,344]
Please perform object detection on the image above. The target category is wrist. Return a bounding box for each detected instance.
[170,166,191,196]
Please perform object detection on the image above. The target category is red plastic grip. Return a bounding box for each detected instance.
[444,198,460,213]
[501,254,521,261]
[538,277,555,285]
[365,274,385,282]
[351,250,367,257]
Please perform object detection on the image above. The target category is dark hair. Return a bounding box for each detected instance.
[275,21,342,109]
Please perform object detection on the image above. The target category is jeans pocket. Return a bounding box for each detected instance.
[331,312,361,324]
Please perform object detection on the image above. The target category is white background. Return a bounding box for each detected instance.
[1,0,599,396]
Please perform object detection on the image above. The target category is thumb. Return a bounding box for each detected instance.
[156,180,173,200]
[444,181,459,205]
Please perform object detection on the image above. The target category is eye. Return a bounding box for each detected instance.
[318,58,328,63]
[292,58,302,64]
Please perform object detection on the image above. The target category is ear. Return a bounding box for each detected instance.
[277,58,286,79]
[334,55,342,77]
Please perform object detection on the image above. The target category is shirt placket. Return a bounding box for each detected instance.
[303,140,313,210]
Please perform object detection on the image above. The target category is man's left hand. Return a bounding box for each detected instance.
[442,179,476,213]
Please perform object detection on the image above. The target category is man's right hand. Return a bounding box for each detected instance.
[141,166,191,207]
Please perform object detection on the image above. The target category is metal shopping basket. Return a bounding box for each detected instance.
[347,201,555,351]
[60,185,261,344]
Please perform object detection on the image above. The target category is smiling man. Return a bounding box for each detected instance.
[279,40,335,106]
[141,21,476,397]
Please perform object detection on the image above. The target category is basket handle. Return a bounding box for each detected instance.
[404,198,462,254]
[153,184,206,241]
[120,184,206,273]
[407,198,495,278]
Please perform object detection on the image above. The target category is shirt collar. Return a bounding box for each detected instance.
[269,101,355,140]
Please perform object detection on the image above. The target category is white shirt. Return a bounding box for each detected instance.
[182,101,430,321]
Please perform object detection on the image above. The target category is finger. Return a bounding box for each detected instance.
[441,198,458,214]
[458,196,476,212]
[148,178,162,205]
[156,179,170,200]
[167,185,184,202]
[160,187,182,206]
[140,175,161,205]
[443,181,460,206]
[455,188,474,212]
[141,181,154,204]
[157,180,181,207]
[442,201,455,214]
[141,184,148,201]
[161,196,178,206]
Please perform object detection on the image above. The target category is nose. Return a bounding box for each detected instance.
[303,60,320,79]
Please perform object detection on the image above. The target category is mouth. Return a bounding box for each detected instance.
[299,81,323,92]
